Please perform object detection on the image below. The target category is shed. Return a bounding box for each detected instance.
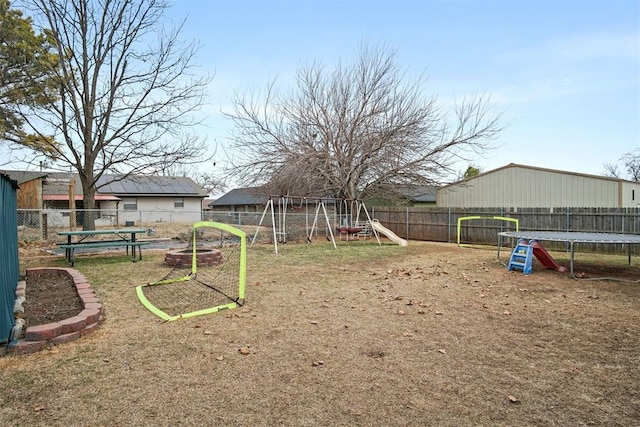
[437,163,640,208]
[0,173,19,347]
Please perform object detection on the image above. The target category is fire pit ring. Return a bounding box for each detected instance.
[164,248,223,267]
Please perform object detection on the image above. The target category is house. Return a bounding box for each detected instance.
[202,198,216,211]
[437,163,640,208]
[208,187,268,212]
[405,186,438,206]
[365,185,437,207]
[96,175,208,225]
[211,185,438,212]
[2,170,208,226]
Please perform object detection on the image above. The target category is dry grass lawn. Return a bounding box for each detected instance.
[2,237,639,426]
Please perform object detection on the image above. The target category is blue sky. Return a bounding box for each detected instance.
[168,0,639,181]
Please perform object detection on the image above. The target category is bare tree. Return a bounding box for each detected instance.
[223,43,502,201]
[604,149,640,181]
[21,0,211,228]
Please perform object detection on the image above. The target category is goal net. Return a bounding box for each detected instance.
[136,221,247,321]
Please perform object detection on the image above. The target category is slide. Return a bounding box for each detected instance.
[530,241,568,272]
[370,221,408,247]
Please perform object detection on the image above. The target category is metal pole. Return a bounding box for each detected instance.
[405,207,409,240]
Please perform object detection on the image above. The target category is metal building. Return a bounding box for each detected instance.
[437,163,640,208]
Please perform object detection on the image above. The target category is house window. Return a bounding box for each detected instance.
[174,197,184,208]
[633,190,636,201]
[123,198,137,211]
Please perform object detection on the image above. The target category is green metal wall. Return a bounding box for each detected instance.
[0,174,19,346]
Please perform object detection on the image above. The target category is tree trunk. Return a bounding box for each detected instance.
[80,176,96,230]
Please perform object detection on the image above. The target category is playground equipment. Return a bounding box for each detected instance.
[507,238,567,274]
[457,216,519,247]
[136,222,246,321]
[251,195,382,253]
[500,230,640,279]
[370,220,408,246]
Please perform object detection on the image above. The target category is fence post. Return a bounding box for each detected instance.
[41,213,48,240]
[447,207,452,243]
[565,207,571,252]
[405,207,409,239]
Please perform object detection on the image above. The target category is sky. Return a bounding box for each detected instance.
[164,0,639,183]
[3,0,637,186]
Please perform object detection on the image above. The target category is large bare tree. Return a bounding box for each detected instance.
[223,43,502,201]
[21,0,211,228]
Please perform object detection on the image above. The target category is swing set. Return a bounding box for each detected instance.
[251,195,381,253]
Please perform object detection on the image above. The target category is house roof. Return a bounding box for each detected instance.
[1,170,207,197]
[399,185,437,203]
[0,170,82,194]
[439,163,635,189]
[209,187,268,207]
[0,170,48,185]
[97,175,207,197]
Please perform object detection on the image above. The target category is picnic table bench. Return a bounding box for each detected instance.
[57,228,150,266]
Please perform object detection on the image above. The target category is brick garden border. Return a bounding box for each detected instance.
[7,267,104,355]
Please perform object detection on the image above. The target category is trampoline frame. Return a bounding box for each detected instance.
[498,231,640,278]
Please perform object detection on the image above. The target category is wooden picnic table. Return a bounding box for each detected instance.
[57,228,150,266]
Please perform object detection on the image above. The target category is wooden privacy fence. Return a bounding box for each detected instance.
[370,207,640,254]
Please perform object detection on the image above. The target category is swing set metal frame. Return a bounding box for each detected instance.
[251,195,380,253]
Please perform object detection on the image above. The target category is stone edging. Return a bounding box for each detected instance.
[7,267,104,355]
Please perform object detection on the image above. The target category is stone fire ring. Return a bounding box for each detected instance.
[164,248,223,267]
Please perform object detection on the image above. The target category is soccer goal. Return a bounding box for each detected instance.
[136,221,247,321]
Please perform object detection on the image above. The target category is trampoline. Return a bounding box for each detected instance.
[498,231,640,278]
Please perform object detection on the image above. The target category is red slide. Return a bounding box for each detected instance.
[530,241,568,273]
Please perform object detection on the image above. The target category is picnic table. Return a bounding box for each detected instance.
[57,228,150,266]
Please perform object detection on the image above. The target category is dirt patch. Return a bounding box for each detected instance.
[23,271,83,325]
[3,241,640,426]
